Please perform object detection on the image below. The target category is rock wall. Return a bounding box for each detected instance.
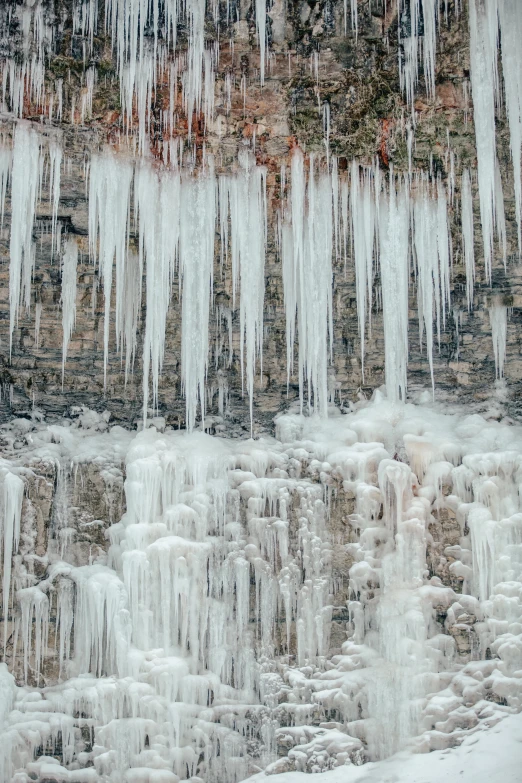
[0,0,521,431]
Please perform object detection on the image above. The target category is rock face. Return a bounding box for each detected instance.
[0,0,521,430]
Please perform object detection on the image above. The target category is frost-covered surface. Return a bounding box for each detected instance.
[249,710,522,783]
[0,394,521,781]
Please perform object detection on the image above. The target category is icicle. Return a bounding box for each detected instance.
[136,162,180,424]
[255,0,267,86]
[413,176,438,391]
[468,0,499,282]
[9,123,41,353]
[1,471,24,653]
[180,164,215,431]
[0,143,11,228]
[282,150,333,414]
[122,250,141,383]
[17,587,49,684]
[34,301,42,348]
[498,0,522,254]
[351,162,376,381]
[89,150,133,387]
[399,0,438,113]
[379,174,409,402]
[49,139,62,259]
[351,0,358,38]
[227,151,267,429]
[61,237,78,380]
[489,303,507,379]
[461,169,475,310]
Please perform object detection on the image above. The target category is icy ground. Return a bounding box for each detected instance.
[0,392,521,782]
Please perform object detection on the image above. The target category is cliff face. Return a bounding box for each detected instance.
[0,0,520,431]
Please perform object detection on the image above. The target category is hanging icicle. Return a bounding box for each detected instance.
[61,237,79,380]
[180,162,216,431]
[461,169,475,310]
[226,151,267,430]
[88,149,134,387]
[9,122,42,354]
[281,148,333,415]
[379,172,410,403]
[351,161,376,381]
[489,302,508,379]
[468,0,501,282]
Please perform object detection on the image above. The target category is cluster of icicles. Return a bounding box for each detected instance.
[3,120,512,429]
[1,1,520,178]
[0,398,521,782]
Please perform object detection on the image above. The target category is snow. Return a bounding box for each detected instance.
[249,711,522,783]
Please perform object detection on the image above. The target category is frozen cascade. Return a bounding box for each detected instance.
[2,0,522,778]
[0,398,522,779]
[366,460,430,759]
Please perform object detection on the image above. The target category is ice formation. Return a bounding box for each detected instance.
[8,123,42,353]
[281,149,333,414]
[399,0,438,113]
[378,174,410,402]
[0,397,521,781]
[460,169,475,311]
